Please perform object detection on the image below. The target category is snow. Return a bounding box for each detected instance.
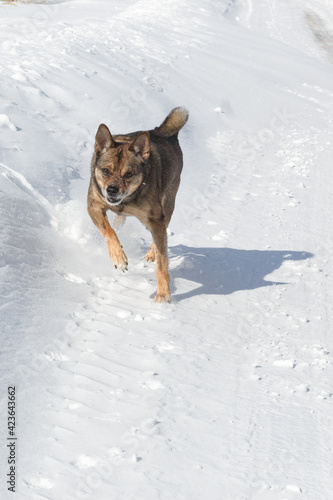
[1,0,333,499]
[0,114,17,131]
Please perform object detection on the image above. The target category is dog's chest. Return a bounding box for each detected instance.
[109,198,160,226]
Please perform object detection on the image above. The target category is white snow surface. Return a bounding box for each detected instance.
[1,0,333,499]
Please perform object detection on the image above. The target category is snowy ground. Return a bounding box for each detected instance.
[1,0,333,499]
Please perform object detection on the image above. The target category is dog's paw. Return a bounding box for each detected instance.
[154,292,171,303]
[110,248,128,272]
[114,262,128,272]
[145,244,156,263]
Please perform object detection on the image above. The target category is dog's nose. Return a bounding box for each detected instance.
[107,184,119,196]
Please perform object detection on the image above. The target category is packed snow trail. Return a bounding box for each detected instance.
[0,1,333,499]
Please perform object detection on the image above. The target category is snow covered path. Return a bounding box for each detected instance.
[1,1,333,499]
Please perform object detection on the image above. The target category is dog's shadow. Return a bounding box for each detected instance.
[169,245,313,301]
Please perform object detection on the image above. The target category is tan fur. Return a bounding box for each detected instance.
[87,107,188,302]
[154,106,189,138]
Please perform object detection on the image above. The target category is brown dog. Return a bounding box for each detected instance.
[87,107,188,302]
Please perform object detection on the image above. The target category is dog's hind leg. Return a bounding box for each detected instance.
[145,243,156,263]
[163,176,181,227]
[114,215,126,230]
[145,176,181,265]
[147,220,171,303]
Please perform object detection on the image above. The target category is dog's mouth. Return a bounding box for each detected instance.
[106,195,123,206]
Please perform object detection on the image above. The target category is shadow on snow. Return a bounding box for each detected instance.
[169,245,313,302]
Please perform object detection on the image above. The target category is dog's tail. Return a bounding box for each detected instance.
[154,107,189,138]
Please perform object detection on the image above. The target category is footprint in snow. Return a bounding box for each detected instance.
[28,476,54,490]
[74,454,100,470]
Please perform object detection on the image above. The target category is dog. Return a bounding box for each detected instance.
[87,107,188,302]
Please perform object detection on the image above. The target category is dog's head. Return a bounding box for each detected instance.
[92,124,150,206]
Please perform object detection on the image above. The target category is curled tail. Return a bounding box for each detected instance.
[154,107,189,138]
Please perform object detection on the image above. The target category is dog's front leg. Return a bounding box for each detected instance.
[88,204,128,271]
[148,221,171,303]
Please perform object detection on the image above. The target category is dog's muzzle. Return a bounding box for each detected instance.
[106,184,122,205]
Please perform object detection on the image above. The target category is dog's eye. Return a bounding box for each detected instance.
[101,168,110,177]
[123,171,133,179]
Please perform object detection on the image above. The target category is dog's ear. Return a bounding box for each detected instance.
[129,132,150,161]
[95,124,115,154]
